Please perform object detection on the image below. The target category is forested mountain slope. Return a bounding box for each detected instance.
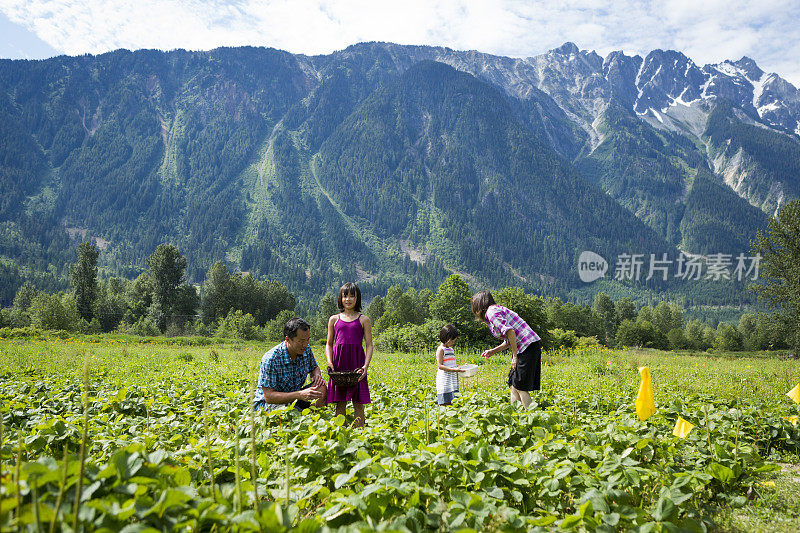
[1,42,796,305]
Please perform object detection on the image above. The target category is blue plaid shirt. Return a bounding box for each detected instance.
[253,341,318,410]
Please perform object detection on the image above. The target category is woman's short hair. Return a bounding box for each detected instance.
[337,282,362,312]
[470,291,496,320]
[439,324,459,344]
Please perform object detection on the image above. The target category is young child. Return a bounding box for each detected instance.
[471,291,542,409]
[326,282,373,427]
[436,324,466,405]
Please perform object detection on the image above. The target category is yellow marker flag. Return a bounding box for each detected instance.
[788,384,800,403]
[673,417,694,438]
[635,366,656,421]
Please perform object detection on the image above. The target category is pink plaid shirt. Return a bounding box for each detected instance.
[485,305,540,354]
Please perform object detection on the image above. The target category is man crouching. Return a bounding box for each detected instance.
[252,318,327,411]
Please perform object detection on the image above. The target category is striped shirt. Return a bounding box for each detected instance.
[436,346,459,395]
[253,341,317,411]
[485,305,541,354]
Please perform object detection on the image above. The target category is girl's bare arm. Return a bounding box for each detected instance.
[360,315,373,376]
[325,315,337,368]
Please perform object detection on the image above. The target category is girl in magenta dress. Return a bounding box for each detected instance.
[326,282,372,427]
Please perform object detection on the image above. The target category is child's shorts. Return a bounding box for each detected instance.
[437,391,457,405]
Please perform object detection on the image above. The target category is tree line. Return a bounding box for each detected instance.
[357,278,792,353]
[1,240,793,356]
[3,200,798,357]
[0,242,296,340]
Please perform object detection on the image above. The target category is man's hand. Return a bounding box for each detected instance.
[299,385,325,402]
[481,349,493,359]
[310,370,324,388]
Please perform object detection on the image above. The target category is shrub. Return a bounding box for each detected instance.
[29,293,77,332]
[6,308,31,328]
[375,320,446,353]
[684,320,710,351]
[0,326,44,339]
[666,328,689,350]
[549,328,577,349]
[376,325,412,352]
[195,319,217,337]
[216,309,258,340]
[616,320,668,349]
[713,323,742,352]
[577,335,600,347]
[131,317,161,337]
[408,319,446,352]
[78,318,102,334]
[264,309,294,341]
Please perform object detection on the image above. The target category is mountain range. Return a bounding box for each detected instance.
[2,41,799,307]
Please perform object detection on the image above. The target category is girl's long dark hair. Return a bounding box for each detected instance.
[338,282,362,312]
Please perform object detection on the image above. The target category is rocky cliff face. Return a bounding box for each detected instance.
[375,42,800,217]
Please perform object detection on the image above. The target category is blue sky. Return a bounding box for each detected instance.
[1,0,799,85]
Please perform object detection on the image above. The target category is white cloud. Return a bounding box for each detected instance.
[1,0,799,85]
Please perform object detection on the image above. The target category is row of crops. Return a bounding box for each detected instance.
[1,357,799,532]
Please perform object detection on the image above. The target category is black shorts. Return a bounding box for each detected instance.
[508,340,541,391]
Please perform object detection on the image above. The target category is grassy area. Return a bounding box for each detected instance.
[1,333,799,530]
[2,334,797,400]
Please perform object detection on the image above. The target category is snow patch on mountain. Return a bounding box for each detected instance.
[751,72,772,108]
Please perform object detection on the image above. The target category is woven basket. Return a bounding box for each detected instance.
[327,367,362,387]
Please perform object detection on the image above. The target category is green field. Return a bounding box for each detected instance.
[1,334,799,531]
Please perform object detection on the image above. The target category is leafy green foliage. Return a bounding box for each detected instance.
[545,298,603,340]
[216,309,258,340]
[12,280,38,311]
[751,199,800,355]
[713,323,743,351]
[616,319,668,349]
[200,262,295,327]
[0,338,797,531]
[28,292,79,331]
[71,241,100,321]
[593,291,618,345]
[429,275,476,339]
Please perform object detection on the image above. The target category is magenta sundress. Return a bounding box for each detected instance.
[327,314,371,404]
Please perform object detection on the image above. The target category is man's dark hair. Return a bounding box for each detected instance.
[439,324,459,344]
[284,317,311,339]
[470,291,496,320]
[338,282,362,312]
